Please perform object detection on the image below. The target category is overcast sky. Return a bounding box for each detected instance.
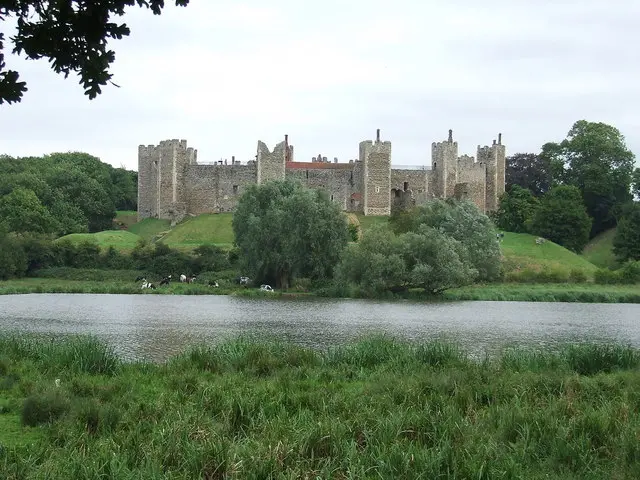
[1,0,639,171]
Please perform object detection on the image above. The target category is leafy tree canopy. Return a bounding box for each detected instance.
[530,185,592,253]
[336,223,477,296]
[493,185,539,234]
[389,199,502,282]
[232,180,350,289]
[632,167,640,200]
[612,202,640,262]
[541,120,635,236]
[0,152,136,234]
[506,153,553,197]
[0,0,190,104]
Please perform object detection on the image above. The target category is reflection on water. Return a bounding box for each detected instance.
[1,294,639,362]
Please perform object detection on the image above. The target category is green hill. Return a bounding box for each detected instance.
[113,210,139,229]
[160,213,235,250]
[582,228,618,269]
[500,232,598,275]
[56,230,142,252]
[128,217,171,242]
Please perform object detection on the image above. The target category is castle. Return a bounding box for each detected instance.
[137,129,505,222]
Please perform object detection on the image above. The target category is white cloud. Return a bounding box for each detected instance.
[1,0,639,169]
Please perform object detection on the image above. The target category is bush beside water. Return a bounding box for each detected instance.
[2,334,640,477]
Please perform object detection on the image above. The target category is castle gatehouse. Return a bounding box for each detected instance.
[137,129,505,222]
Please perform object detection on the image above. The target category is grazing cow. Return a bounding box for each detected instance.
[208,280,219,288]
[159,275,172,286]
[141,280,156,290]
[180,274,187,283]
[237,276,250,286]
[535,237,546,245]
[188,275,197,284]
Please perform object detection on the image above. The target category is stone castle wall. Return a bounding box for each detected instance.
[137,130,505,222]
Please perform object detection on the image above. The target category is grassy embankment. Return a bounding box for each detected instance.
[583,227,619,269]
[2,334,640,478]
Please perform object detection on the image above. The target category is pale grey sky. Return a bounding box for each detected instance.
[1,0,639,171]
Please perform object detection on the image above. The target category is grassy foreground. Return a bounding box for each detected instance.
[2,335,640,478]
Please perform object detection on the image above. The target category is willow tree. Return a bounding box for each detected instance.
[232,180,350,289]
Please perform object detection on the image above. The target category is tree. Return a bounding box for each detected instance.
[232,180,350,289]
[1,0,190,104]
[541,120,635,236]
[613,203,640,262]
[632,168,640,200]
[530,185,592,253]
[0,187,58,233]
[335,223,476,295]
[506,153,553,197]
[493,185,539,233]
[390,199,502,282]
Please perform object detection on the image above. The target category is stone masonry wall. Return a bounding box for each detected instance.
[138,132,505,220]
[184,164,257,214]
[458,163,487,213]
[137,144,159,219]
[390,169,429,208]
[478,144,497,212]
[286,166,355,211]
[362,129,392,216]
[256,140,286,184]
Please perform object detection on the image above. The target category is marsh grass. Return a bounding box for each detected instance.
[2,334,640,478]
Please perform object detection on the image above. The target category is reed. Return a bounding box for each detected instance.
[2,335,640,478]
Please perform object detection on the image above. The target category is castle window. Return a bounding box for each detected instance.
[330,194,334,201]
[403,181,408,192]
[306,170,309,179]
[232,185,238,194]
[394,189,401,198]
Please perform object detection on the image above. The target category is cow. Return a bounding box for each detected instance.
[159,275,172,286]
[180,274,187,283]
[188,275,197,284]
[208,280,219,288]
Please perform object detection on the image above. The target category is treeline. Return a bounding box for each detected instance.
[498,120,640,260]
[231,180,503,297]
[0,152,137,235]
[0,232,234,281]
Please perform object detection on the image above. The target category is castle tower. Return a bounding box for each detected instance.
[256,138,287,184]
[137,139,193,222]
[477,133,505,212]
[137,144,160,220]
[431,129,459,198]
[361,128,392,216]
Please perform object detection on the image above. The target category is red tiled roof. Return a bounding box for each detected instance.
[286,161,353,170]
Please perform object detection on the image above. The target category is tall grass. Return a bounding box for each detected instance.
[3,335,640,478]
[2,335,640,477]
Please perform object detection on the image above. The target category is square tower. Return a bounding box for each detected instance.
[431,129,459,198]
[362,129,392,216]
[256,140,287,184]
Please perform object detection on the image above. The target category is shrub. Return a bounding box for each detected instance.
[619,261,640,284]
[568,269,588,283]
[594,268,620,285]
[21,391,70,426]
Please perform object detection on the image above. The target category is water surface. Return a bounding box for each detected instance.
[1,294,638,362]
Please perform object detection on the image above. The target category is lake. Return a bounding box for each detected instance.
[1,294,639,362]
